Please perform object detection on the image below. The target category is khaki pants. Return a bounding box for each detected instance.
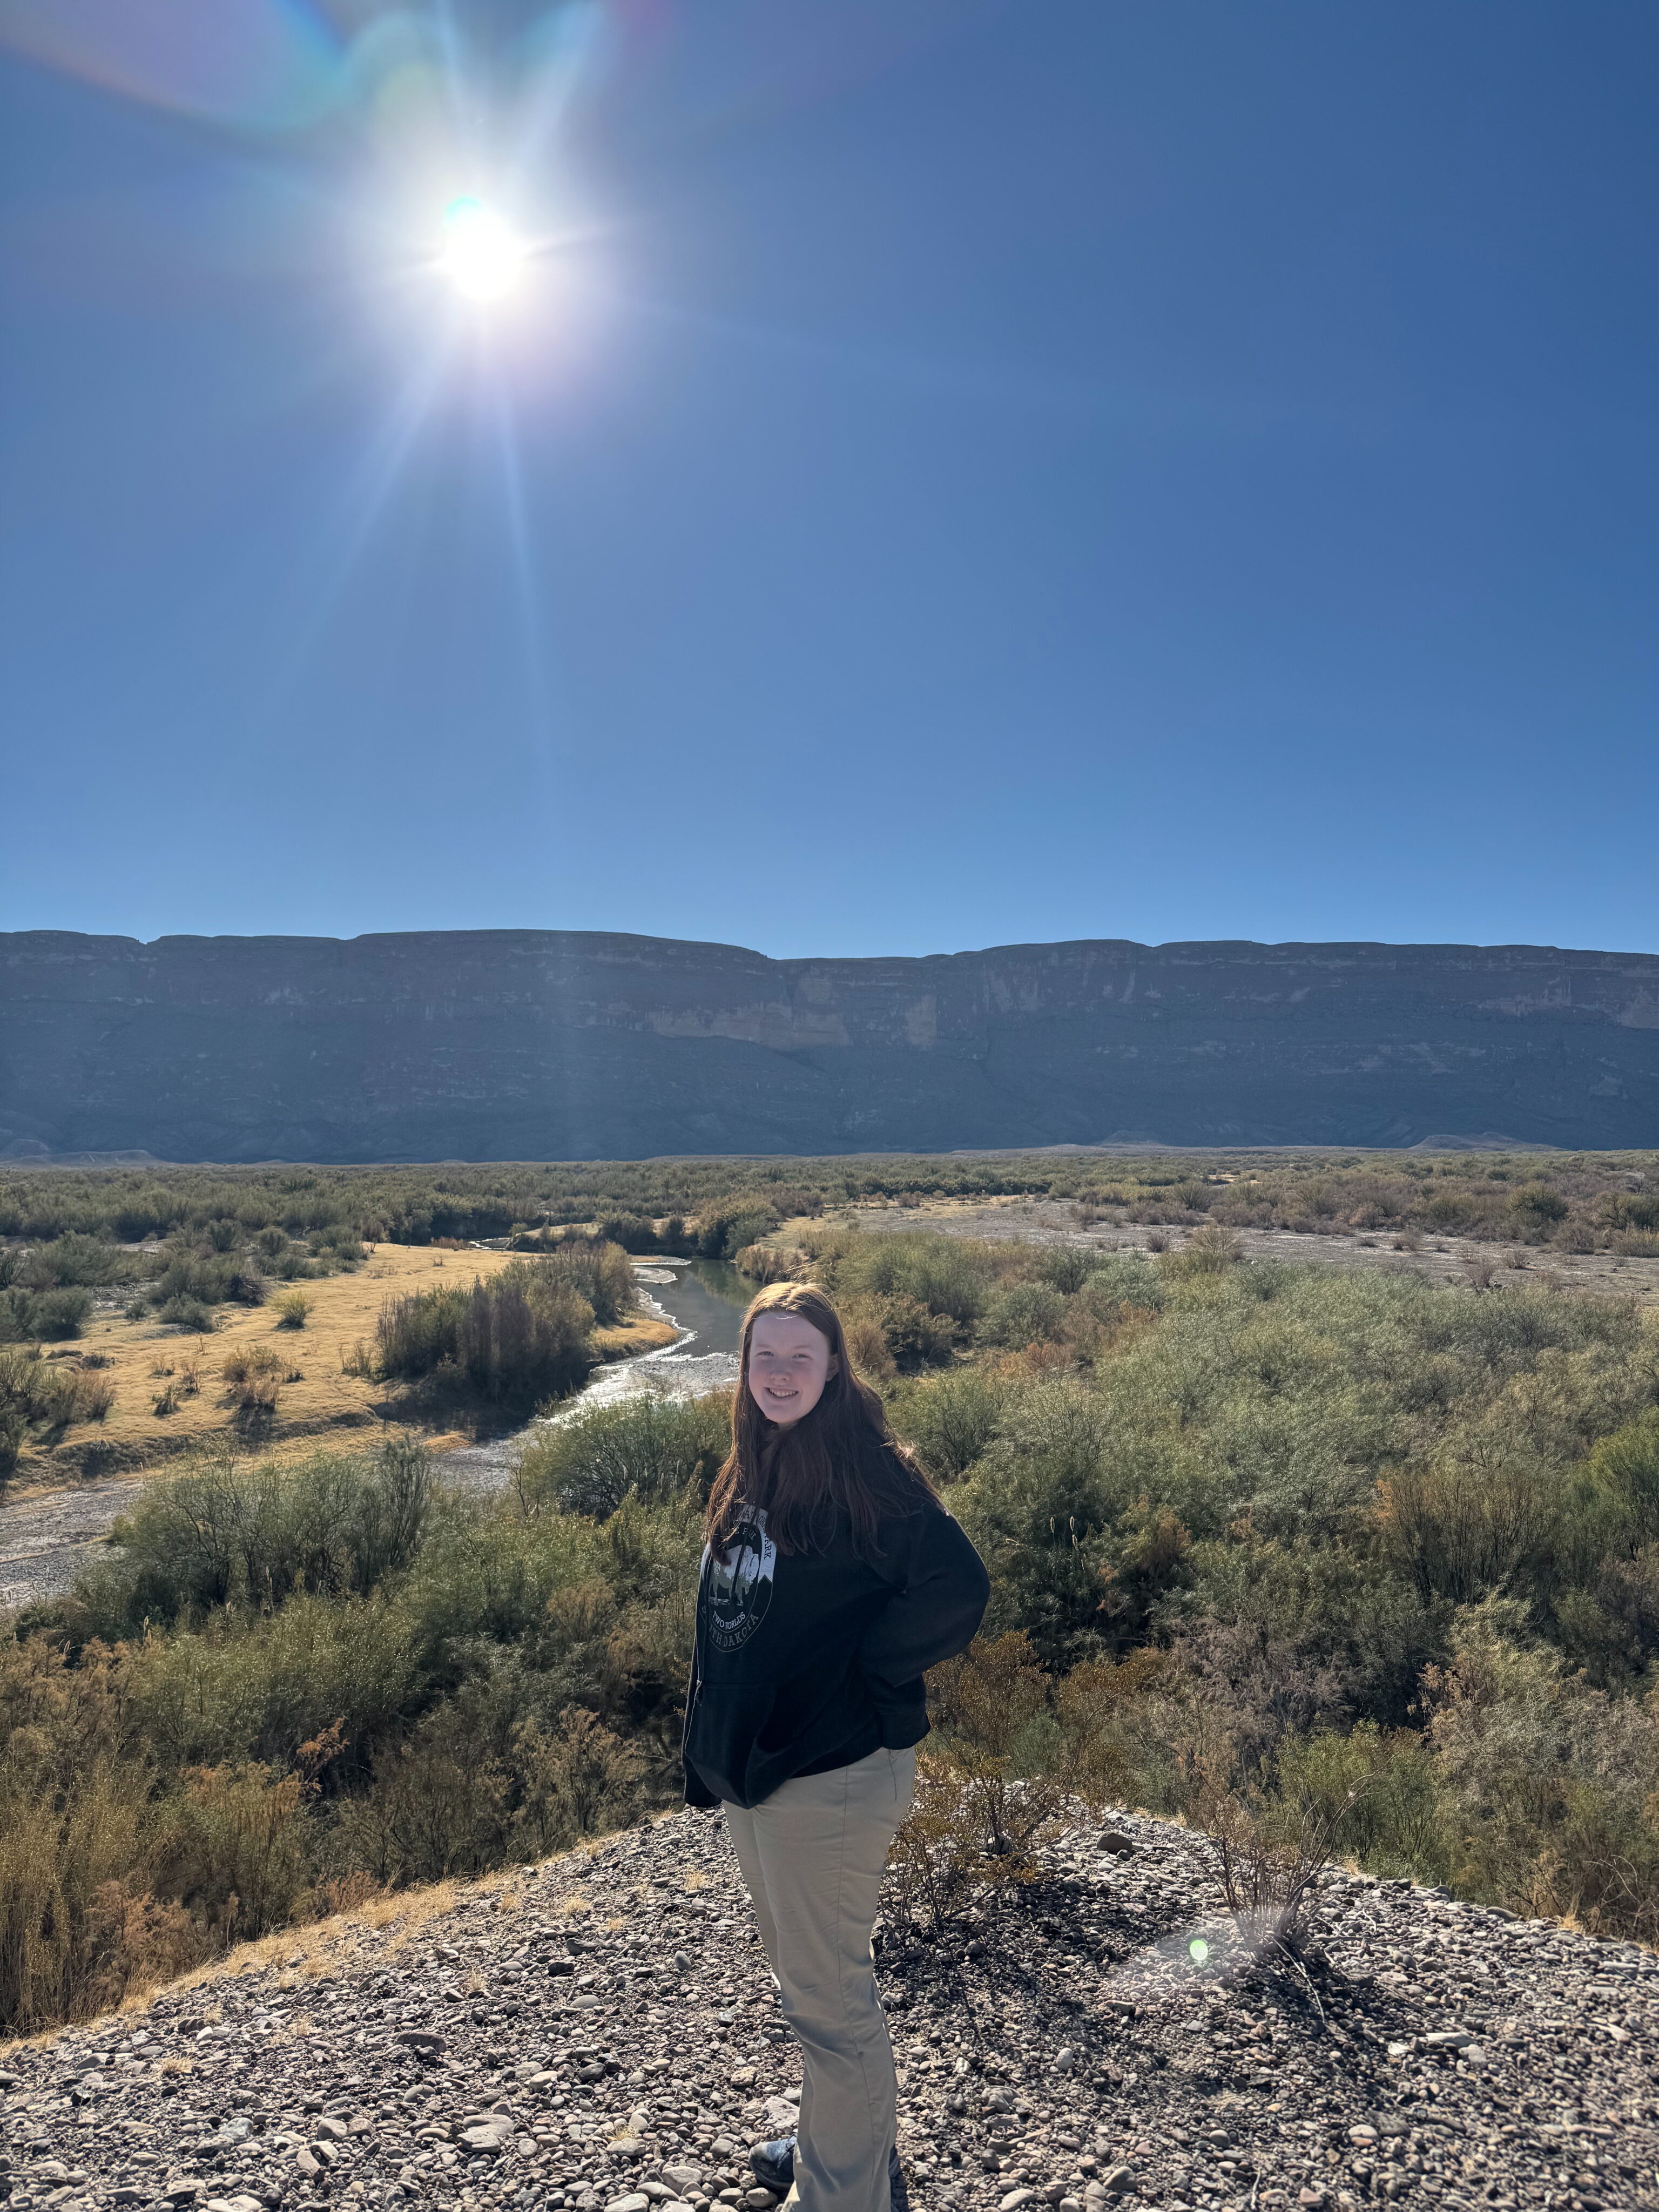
[720,1746,917,2212]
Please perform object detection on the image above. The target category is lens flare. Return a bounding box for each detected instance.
[440,197,523,300]
[1100,1910,1289,2009]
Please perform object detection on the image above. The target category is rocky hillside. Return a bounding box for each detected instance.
[3,932,1658,1161]
[3,1807,1655,2212]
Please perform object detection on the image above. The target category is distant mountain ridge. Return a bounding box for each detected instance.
[2,929,1656,1161]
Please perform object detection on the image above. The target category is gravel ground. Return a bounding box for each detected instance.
[4,1808,1655,2212]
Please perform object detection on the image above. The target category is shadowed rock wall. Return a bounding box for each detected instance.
[2,930,1656,1160]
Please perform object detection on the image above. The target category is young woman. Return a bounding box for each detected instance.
[681,1283,990,2212]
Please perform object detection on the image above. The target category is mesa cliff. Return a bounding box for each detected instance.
[2,931,1656,1162]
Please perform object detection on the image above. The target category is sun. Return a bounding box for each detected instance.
[440,197,524,301]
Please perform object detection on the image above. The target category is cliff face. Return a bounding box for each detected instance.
[2,930,1656,1161]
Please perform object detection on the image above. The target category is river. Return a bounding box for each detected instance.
[432,1255,748,1491]
[0,1258,751,1608]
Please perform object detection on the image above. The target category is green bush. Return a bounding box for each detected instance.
[512,1391,729,1520]
[375,1260,596,1406]
[0,1346,110,1478]
[541,1239,636,1327]
[157,1295,216,1332]
[0,1286,93,1342]
[149,1250,265,1311]
[15,1235,131,1290]
[890,1365,1010,1482]
[75,1440,436,1635]
[979,1280,1067,1348]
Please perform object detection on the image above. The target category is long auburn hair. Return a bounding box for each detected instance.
[705,1281,940,1564]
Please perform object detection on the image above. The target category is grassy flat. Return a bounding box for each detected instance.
[10,1243,677,1489]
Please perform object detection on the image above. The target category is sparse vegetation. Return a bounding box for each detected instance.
[2,1147,1653,1278]
[0,1347,114,1475]
[274,1289,311,1329]
[374,1255,610,1409]
[6,1205,1659,2032]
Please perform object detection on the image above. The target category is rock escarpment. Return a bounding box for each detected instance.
[1,1808,1655,2212]
[2,931,1656,1161]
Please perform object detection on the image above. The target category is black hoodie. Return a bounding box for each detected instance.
[680,1442,991,1810]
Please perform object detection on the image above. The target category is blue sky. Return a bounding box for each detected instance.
[2,0,1656,959]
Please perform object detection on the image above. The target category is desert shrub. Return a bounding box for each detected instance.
[889,1635,1084,1934]
[822,1229,997,1330]
[512,1390,729,1520]
[1161,1224,1244,1277]
[733,1243,812,1285]
[77,1442,436,1634]
[1506,1182,1569,1235]
[221,1344,285,1413]
[14,1235,131,1289]
[511,1705,646,1853]
[1425,1602,1659,1940]
[1035,1244,1100,1294]
[326,1701,510,1883]
[147,1250,266,1312]
[0,1346,111,1478]
[1077,1252,1166,1318]
[274,1290,310,1329]
[538,1240,636,1327]
[376,1260,595,1406]
[157,1295,215,1332]
[0,1638,199,2031]
[891,1365,1011,1482]
[977,1280,1066,1348]
[855,1291,956,1370]
[594,1213,660,1253]
[0,1285,93,1342]
[690,1197,778,1260]
[148,1754,321,1941]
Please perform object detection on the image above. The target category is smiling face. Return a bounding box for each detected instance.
[746,1310,838,1427]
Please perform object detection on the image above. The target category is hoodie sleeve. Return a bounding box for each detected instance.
[855,1500,990,1692]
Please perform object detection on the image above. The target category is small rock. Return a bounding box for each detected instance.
[728,2068,756,2089]
[604,2197,650,2212]
[1101,2169,1134,2199]
[659,2171,702,2197]
[1097,1832,1134,1858]
[393,2031,446,2056]
[204,2198,264,2212]
[741,2194,777,2210]
[1000,2194,1037,2212]
[292,2154,320,2180]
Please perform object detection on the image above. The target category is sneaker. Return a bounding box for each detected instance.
[887,2148,910,2212]
[748,2140,907,2209]
[750,2139,795,2194]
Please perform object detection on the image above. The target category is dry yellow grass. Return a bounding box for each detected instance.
[2,1811,700,2050]
[15,1244,676,1487]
